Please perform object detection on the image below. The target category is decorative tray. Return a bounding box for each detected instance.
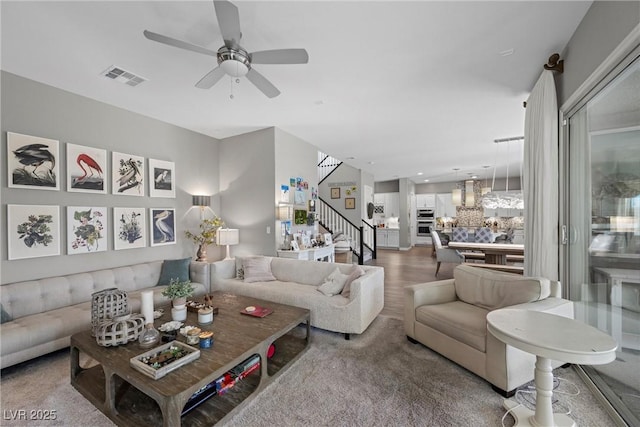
[130,341,200,380]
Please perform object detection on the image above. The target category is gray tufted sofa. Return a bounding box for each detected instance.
[210,257,384,339]
[0,260,209,369]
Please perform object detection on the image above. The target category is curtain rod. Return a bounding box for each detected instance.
[523,53,564,108]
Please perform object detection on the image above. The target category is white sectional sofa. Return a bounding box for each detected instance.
[0,260,209,369]
[404,264,574,395]
[210,256,385,339]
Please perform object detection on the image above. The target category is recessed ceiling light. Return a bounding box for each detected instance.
[368,161,375,165]
[471,175,478,179]
[417,172,423,175]
[499,48,514,57]
[346,156,356,160]
[424,179,429,182]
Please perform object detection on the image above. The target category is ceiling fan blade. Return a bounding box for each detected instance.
[250,49,309,64]
[214,1,242,47]
[143,30,217,57]
[195,66,226,89]
[246,68,280,98]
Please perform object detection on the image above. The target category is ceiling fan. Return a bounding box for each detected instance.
[143,0,309,98]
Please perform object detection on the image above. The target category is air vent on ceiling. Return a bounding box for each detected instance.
[101,66,147,87]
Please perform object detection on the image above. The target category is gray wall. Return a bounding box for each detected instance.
[219,127,320,257]
[557,1,640,105]
[320,162,364,226]
[1,71,220,284]
[375,179,400,193]
[219,128,276,258]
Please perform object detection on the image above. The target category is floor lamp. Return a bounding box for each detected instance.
[217,228,239,260]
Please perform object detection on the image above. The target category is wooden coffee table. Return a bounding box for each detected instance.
[71,292,310,426]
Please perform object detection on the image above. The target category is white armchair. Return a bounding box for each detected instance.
[432,230,464,276]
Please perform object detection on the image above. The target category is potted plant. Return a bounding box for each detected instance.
[161,278,195,307]
[185,216,224,261]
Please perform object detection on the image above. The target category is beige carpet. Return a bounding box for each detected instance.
[0,316,614,426]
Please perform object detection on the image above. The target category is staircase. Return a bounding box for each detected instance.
[317,197,376,264]
[317,152,342,184]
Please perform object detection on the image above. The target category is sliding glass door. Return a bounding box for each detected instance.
[562,54,639,425]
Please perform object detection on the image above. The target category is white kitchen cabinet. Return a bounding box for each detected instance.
[376,228,399,248]
[373,193,400,218]
[416,193,436,208]
[436,193,456,218]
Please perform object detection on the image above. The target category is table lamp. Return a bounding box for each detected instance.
[217,228,239,260]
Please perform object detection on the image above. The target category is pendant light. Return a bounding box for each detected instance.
[481,165,492,195]
[481,137,525,210]
[451,168,462,206]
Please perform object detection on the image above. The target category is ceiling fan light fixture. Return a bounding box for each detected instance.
[221,59,248,77]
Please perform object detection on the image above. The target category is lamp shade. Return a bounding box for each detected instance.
[217,228,239,246]
[192,195,211,207]
[277,204,293,221]
[451,189,462,206]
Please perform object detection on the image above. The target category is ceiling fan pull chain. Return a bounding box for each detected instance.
[230,75,234,99]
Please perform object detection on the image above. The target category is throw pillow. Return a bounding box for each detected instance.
[243,257,276,283]
[341,265,366,298]
[0,304,12,324]
[317,267,349,296]
[157,257,191,286]
[236,267,245,280]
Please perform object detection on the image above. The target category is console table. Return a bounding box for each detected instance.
[277,244,335,263]
[487,309,617,427]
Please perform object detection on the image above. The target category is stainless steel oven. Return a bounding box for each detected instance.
[417,209,435,220]
[416,220,434,236]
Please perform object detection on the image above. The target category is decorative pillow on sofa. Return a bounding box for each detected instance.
[243,257,276,283]
[1,305,12,324]
[317,267,349,296]
[158,257,191,285]
[341,265,365,298]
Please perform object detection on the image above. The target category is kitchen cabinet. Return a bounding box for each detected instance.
[376,228,399,248]
[416,193,436,208]
[436,193,456,218]
[373,193,400,218]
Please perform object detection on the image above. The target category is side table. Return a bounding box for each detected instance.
[487,309,617,427]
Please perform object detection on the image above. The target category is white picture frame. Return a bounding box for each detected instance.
[323,233,333,245]
[148,159,176,198]
[67,206,108,254]
[66,143,107,193]
[7,132,60,191]
[290,240,300,251]
[112,152,145,196]
[149,208,176,246]
[113,207,146,250]
[7,204,60,260]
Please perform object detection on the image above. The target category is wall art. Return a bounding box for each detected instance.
[294,190,306,205]
[7,132,59,191]
[148,159,175,198]
[280,185,290,202]
[150,208,176,246]
[7,204,60,260]
[331,187,340,199]
[67,143,107,193]
[112,152,144,196]
[67,206,107,254]
[113,207,146,250]
[345,198,356,209]
[294,209,307,225]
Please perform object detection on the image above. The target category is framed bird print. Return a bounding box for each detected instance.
[7,204,60,260]
[148,159,176,198]
[149,208,176,246]
[7,132,60,191]
[66,143,107,193]
[112,152,145,196]
[113,207,146,250]
[67,206,108,254]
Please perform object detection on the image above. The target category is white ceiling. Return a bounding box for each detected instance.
[1,1,592,184]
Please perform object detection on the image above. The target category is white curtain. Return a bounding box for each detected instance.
[523,70,558,279]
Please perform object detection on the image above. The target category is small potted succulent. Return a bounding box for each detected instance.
[161,278,195,308]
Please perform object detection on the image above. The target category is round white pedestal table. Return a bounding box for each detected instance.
[487,309,617,427]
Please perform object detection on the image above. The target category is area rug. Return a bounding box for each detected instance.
[0,316,613,426]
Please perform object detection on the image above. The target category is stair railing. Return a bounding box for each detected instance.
[317,197,376,264]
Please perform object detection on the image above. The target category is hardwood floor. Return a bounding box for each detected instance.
[368,246,455,319]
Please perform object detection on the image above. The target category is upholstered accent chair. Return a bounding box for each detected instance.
[431,230,464,276]
[451,227,469,242]
[475,227,493,243]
